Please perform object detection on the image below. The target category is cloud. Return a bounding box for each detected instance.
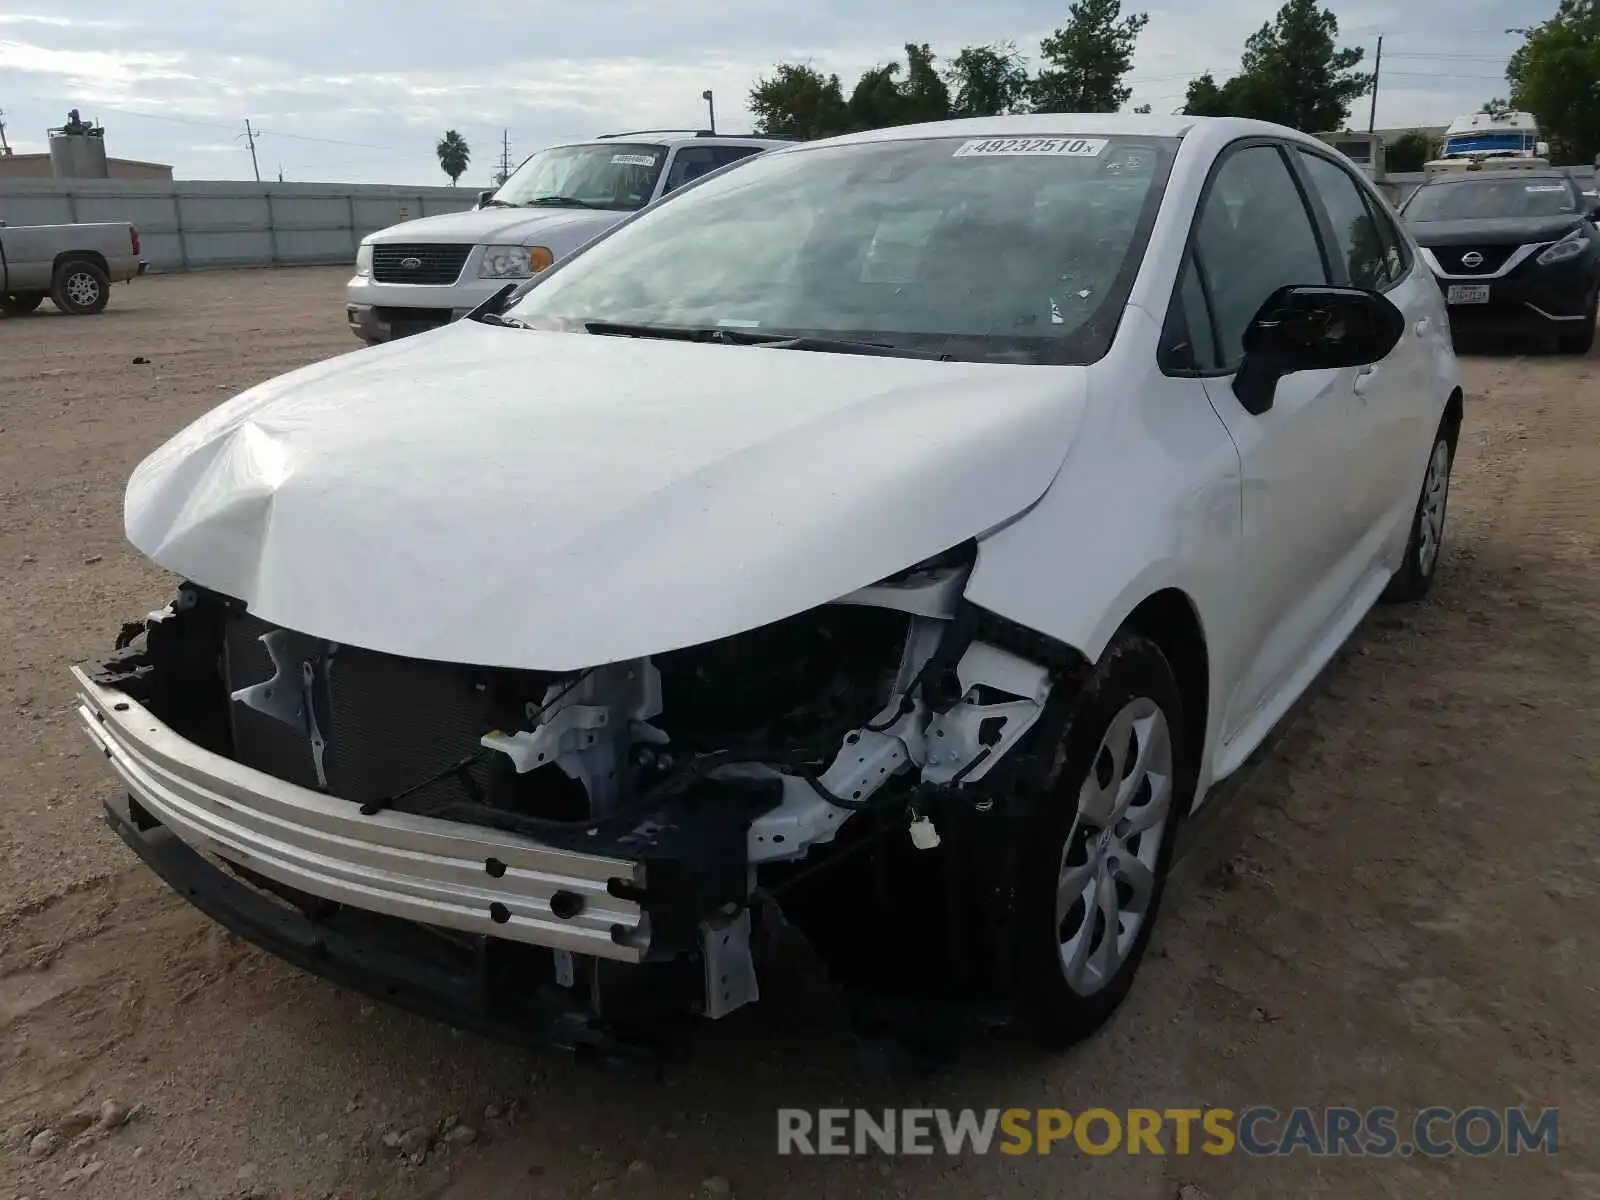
[0,0,1545,183]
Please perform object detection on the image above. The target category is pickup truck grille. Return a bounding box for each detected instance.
[371,244,473,285]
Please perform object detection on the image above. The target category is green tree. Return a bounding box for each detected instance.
[1182,72,1234,117]
[1030,0,1150,113]
[901,43,953,123]
[748,63,850,139]
[436,129,470,185]
[1181,0,1368,131]
[1385,129,1435,172]
[1508,0,1600,164]
[755,46,951,137]
[846,44,953,129]
[944,42,1033,117]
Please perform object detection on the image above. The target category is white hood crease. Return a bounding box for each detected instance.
[126,321,1089,670]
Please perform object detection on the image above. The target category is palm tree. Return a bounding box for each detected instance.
[436,130,470,186]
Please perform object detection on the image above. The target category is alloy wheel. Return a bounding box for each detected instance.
[1055,697,1174,996]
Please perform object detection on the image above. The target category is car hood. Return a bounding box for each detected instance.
[367,206,624,247]
[1406,214,1583,247]
[125,322,1089,670]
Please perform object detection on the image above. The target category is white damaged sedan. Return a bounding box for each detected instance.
[74,114,1462,1058]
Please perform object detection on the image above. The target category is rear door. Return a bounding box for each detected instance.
[1291,147,1440,551]
[1182,140,1370,747]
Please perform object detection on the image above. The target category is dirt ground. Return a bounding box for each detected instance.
[1,268,1596,1200]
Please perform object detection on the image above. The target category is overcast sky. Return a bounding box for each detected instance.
[0,1,1548,185]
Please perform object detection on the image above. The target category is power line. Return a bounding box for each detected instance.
[1382,71,1510,80]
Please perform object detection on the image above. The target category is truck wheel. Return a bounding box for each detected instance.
[1,293,45,315]
[51,259,111,315]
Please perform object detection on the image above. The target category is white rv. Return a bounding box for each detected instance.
[1425,111,1550,175]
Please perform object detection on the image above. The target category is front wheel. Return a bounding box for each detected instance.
[1016,634,1191,1048]
[51,258,111,315]
[1381,417,1456,603]
[1,293,45,316]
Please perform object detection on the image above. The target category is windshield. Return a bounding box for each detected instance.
[1406,178,1577,221]
[504,134,1177,365]
[491,143,666,211]
[1443,131,1536,157]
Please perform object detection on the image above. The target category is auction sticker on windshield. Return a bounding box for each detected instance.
[953,137,1107,158]
[611,154,657,166]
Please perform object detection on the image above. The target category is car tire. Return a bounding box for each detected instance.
[1016,633,1192,1049]
[50,258,111,315]
[1,292,45,316]
[1381,414,1458,604]
[1556,292,1597,356]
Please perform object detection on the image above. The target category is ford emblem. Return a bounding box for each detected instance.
[1460,251,1485,269]
[400,256,423,270]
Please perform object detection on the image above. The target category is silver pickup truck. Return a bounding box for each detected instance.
[0,220,146,316]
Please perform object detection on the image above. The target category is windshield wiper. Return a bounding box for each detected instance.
[752,335,951,360]
[581,321,949,359]
[524,195,599,208]
[480,198,519,208]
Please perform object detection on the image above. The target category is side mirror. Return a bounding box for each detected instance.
[476,189,495,209]
[1536,141,1550,157]
[1233,285,1406,416]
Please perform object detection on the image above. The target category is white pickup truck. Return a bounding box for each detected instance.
[0,220,145,315]
[346,130,789,343]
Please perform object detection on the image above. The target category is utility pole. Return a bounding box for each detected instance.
[0,109,11,157]
[1367,35,1383,135]
[243,118,261,181]
[495,128,512,185]
[702,89,716,133]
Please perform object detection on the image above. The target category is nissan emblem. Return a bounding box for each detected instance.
[1460,251,1485,269]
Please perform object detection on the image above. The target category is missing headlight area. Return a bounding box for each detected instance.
[85,562,1069,1032]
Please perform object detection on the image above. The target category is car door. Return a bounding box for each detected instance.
[1292,147,1437,553]
[1182,141,1371,752]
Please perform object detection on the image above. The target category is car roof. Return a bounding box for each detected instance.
[581,130,792,150]
[792,112,1343,153]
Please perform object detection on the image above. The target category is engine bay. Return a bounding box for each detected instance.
[87,553,1074,1034]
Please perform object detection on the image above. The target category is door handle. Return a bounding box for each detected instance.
[1414,317,1432,337]
[1354,364,1377,396]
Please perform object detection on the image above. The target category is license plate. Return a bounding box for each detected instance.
[1446,284,1491,305]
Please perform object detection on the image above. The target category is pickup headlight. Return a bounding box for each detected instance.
[479,245,554,279]
[1536,228,1589,266]
[354,243,373,277]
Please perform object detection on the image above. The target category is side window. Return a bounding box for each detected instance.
[1193,145,1329,371]
[1361,191,1410,285]
[709,146,762,169]
[661,147,722,195]
[1296,150,1396,289]
[1160,251,1220,373]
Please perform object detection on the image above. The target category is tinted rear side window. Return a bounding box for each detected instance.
[1297,150,1395,290]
